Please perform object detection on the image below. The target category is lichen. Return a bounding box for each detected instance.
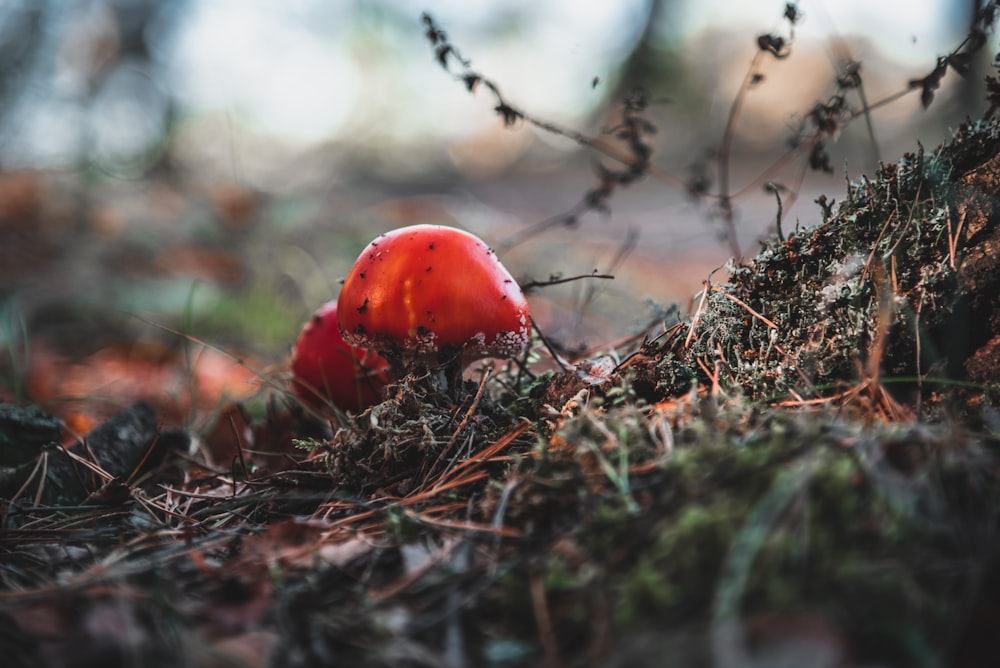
[664,118,1000,403]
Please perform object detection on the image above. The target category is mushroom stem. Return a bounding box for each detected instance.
[419,349,467,402]
[383,347,469,404]
[440,351,466,400]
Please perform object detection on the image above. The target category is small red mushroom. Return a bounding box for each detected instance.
[291,300,391,413]
[337,224,530,370]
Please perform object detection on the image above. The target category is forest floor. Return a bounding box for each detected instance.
[1,116,999,667]
[3,11,1000,668]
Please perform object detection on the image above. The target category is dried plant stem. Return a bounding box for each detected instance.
[530,571,564,668]
[716,286,779,330]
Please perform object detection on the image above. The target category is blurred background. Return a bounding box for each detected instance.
[0,0,989,425]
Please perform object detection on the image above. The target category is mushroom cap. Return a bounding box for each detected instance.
[337,224,530,361]
[291,300,391,412]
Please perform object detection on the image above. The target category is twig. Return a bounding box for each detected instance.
[228,412,250,488]
[416,367,492,492]
[715,286,779,330]
[11,451,47,507]
[767,182,785,241]
[520,272,615,291]
[947,207,967,271]
[424,420,532,495]
[530,315,572,370]
[859,210,898,285]
[718,49,766,258]
[684,282,711,348]
[530,571,564,668]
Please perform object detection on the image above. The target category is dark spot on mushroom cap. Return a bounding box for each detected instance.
[357,298,369,314]
[417,325,432,337]
[359,272,366,279]
[354,324,368,335]
[428,242,435,250]
[426,266,432,272]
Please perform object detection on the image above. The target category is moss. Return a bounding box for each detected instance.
[614,502,740,625]
[657,118,1000,403]
[483,394,998,664]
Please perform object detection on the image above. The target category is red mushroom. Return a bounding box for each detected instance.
[291,300,391,413]
[337,224,530,370]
